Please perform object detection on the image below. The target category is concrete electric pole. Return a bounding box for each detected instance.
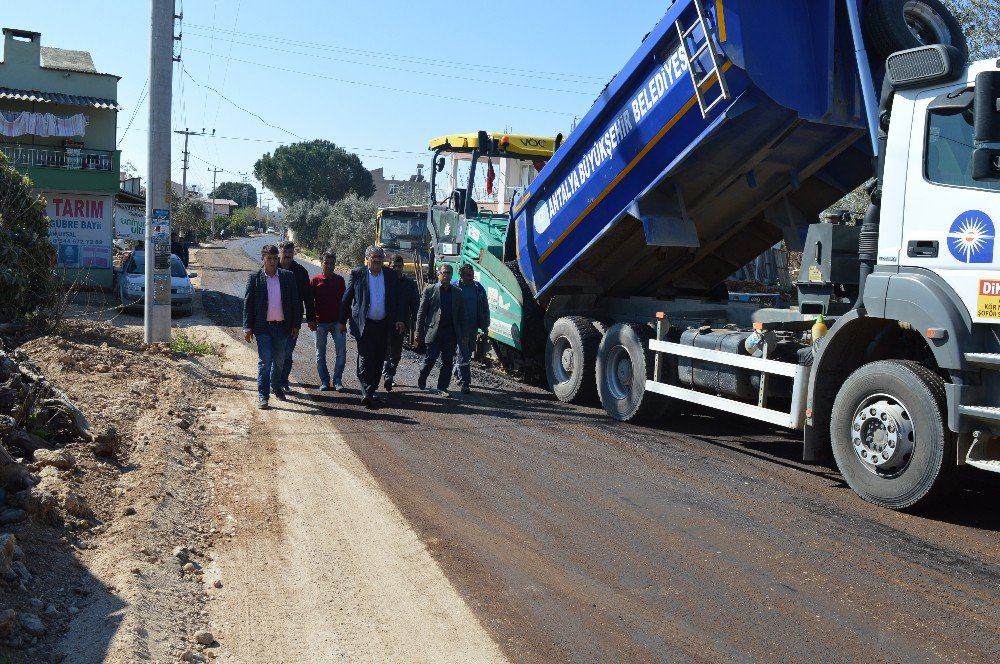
[174,127,213,198]
[144,0,175,344]
[208,166,223,236]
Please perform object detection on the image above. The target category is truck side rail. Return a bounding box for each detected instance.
[646,339,810,429]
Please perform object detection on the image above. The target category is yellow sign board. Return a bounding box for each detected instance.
[977,279,1000,319]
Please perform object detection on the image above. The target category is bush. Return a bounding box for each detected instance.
[0,154,57,323]
[319,194,378,268]
[284,199,334,251]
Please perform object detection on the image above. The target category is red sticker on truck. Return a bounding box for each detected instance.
[977,280,1000,319]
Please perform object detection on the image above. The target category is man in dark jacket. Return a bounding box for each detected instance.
[171,232,189,267]
[382,254,420,391]
[452,263,491,393]
[243,244,302,409]
[276,240,314,393]
[415,263,469,397]
[339,246,405,408]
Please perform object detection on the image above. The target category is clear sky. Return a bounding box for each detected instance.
[3,1,670,206]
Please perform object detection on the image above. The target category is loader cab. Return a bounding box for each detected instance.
[426,131,556,276]
[374,205,430,281]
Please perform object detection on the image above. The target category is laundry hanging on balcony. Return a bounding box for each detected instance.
[0,110,88,138]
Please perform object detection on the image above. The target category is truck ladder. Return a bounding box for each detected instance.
[675,0,731,119]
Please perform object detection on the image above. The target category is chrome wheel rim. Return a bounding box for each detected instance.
[851,393,916,478]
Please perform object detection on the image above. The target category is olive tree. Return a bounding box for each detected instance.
[0,154,57,323]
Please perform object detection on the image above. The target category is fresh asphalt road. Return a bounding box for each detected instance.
[198,236,1000,663]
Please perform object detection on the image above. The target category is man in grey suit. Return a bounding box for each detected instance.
[415,263,469,397]
[243,244,302,409]
[339,246,405,408]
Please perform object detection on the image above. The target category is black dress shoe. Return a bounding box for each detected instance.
[361,395,373,409]
[273,386,287,401]
[384,378,394,392]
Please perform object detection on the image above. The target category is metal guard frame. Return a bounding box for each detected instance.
[646,339,811,429]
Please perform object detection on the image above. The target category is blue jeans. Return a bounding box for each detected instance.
[255,325,289,401]
[315,322,346,387]
[278,332,298,389]
[453,339,472,387]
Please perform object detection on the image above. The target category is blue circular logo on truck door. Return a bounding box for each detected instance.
[947,210,994,263]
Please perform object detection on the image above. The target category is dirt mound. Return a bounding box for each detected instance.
[1,320,223,663]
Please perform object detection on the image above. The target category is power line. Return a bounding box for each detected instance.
[118,77,149,147]
[182,31,596,96]
[185,22,610,85]
[128,127,428,156]
[182,48,576,117]
[211,0,242,128]
[181,64,305,139]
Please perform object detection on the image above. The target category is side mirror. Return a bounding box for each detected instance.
[886,45,964,90]
[974,71,1000,142]
[187,272,198,278]
[436,157,445,173]
[971,148,1000,181]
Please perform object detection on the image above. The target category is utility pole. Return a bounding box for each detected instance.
[144,0,175,344]
[208,167,223,236]
[174,127,212,198]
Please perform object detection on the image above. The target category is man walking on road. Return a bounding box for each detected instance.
[277,240,314,393]
[452,263,490,394]
[243,244,302,409]
[383,254,420,392]
[311,250,347,392]
[340,246,405,409]
[416,263,469,397]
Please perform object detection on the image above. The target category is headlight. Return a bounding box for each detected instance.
[126,282,143,293]
[179,285,194,294]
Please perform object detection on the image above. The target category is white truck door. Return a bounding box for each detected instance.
[900,80,1000,324]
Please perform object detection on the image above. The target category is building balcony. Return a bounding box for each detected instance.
[0,142,120,193]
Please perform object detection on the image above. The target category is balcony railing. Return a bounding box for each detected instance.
[0,143,114,172]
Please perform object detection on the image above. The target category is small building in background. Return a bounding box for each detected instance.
[369,165,429,207]
[0,27,121,288]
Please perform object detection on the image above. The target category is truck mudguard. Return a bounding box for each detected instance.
[863,267,973,371]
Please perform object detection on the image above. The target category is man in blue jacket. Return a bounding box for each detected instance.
[243,244,302,409]
[452,263,490,393]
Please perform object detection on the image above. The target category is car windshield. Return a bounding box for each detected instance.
[127,253,188,278]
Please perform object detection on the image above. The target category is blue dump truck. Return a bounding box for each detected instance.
[458,0,1000,509]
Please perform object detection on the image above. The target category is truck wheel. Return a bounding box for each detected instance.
[830,360,955,510]
[596,323,663,421]
[863,0,968,65]
[546,316,601,404]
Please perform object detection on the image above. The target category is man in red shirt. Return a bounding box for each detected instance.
[309,250,347,391]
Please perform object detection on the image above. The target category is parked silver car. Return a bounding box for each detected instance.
[116,251,196,316]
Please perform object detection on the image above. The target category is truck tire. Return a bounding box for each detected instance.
[830,360,955,510]
[546,316,601,404]
[596,322,664,422]
[505,260,545,360]
[863,0,968,66]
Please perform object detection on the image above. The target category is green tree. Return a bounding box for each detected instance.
[170,193,209,240]
[284,199,334,251]
[944,0,1000,59]
[254,140,374,206]
[209,181,258,209]
[319,194,379,268]
[0,154,57,322]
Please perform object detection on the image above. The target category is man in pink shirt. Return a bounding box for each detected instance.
[242,244,302,409]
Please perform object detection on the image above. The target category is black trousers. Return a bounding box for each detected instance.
[356,318,388,399]
[383,328,404,380]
